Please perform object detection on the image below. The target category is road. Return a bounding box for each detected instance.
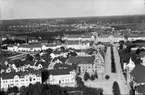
[104,47,111,74]
[113,46,130,94]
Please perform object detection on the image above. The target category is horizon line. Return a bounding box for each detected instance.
[1,14,145,21]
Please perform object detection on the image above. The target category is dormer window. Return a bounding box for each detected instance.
[14,75,19,79]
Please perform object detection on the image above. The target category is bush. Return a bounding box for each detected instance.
[105,75,110,80]
[84,72,90,81]
[112,81,121,95]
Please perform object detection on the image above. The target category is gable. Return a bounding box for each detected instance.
[94,52,104,65]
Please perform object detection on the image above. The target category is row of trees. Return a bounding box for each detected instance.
[112,81,121,95]
[84,72,98,81]
[0,83,69,95]
[75,76,103,95]
[111,47,116,73]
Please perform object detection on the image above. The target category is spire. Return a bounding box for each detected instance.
[127,57,135,67]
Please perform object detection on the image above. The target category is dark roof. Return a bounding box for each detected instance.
[130,64,145,83]
[51,56,68,64]
[35,60,48,68]
[67,56,95,64]
[98,50,105,59]
[84,49,105,59]
[15,60,34,67]
[53,63,73,70]
[48,69,72,75]
[1,70,41,79]
[136,85,145,94]
[65,40,80,45]
[53,50,62,54]
[18,44,42,48]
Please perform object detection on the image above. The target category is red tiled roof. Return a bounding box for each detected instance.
[130,64,145,83]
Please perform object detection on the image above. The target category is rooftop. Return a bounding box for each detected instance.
[67,56,95,64]
[130,64,145,83]
[1,70,41,79]
[48,68,73,75]
[136,85,145,94]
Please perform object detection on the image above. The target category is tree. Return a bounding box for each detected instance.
[7,87,13,94]
[75,76,85,89]
[94,72,98,79]
[60,46,65,52]
[20,86,27,95]
[13,86,19,93]
[45,48,53,55]
[28,82,42,95]
[0,90,7,95]
[35,53,41,60]
[105,75,110,80]
[90,75,95,81]
[42,70,50,84]
[84,72,90,81]
[43,85,68,95]
[112,81,121,95]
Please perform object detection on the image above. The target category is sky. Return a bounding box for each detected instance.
[0,0,145,20]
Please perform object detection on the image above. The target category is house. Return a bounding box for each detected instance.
[7,44,42,52]
[66,50,105,78]
[1,70,42,90]
[134,85,145,95]
[47,67,76,87]
[130,64,145,95]
[62,33,93,42]
[64,40,90,49]
[124,58,135,82]
[130,64,145,85]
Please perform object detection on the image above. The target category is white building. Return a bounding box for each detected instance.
[66,50,105,78]
[64,40,90,49]
[1,71,42,90]
[47,69,76,87]
[124,58,135,83]
[62,34,93,41]
[7,43,63,52]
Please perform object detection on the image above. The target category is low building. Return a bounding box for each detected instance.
[62,33,93,41]
[124,58,135,83]
[130,64,145,95]
[66,50,105,78]
[47,67,76,87]
[1,70,42,90]
[64,40,90,49]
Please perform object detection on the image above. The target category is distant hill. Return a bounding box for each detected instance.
[1,14,145,25]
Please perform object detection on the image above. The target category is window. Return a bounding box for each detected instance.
[15,80,18,82]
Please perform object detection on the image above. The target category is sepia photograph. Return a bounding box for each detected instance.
[0,0,145,95]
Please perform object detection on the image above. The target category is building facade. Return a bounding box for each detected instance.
[66,50,105,78]
[1,71,42,90]
[47,69,76,87]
